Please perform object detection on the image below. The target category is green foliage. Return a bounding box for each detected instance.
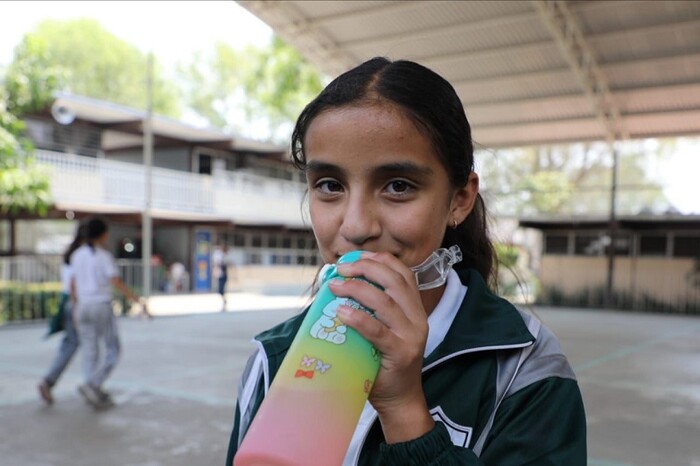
[0,281,62,323]
[517,171,574,213]
[10,18,180,117]
[538,285,700,315]
[479,142,672,216]
[239,36,325,126]
[4,34,66,114]
[0,88,52,216]
[180,36,325,139]
[495,243,520,268]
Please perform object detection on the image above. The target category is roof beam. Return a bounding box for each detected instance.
[450,51,700,91]
[239,1,356,75]
[532,0,627,141]
[342,9,538,50]
[306,1,433,26]
[586,17,700,44]
[464,82,700,121]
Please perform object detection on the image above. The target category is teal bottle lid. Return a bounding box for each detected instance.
[320,250,366,283]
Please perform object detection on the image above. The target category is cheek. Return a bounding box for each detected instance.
[309,203,337,257]
[389,212,446,247]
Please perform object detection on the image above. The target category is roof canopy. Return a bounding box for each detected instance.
[240,0,700,148]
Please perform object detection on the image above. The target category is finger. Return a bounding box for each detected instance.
[328,278,410,331]
[336,303,401,355]
[336,257,413,298]
[336,254,424,323]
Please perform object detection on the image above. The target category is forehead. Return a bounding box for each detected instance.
[304,103,440,168]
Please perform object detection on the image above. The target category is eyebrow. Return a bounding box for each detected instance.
[305,160,434,177]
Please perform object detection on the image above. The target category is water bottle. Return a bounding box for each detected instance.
[234,251,381,466]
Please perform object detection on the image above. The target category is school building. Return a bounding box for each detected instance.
[0,93,320,295]
[519,215,700,313]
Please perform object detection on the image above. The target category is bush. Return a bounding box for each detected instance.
[536,285,700,315]
[0,281,62,324]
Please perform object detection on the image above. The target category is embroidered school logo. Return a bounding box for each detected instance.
[429,406,473,448]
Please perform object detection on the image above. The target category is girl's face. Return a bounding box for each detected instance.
[304,103,478,268]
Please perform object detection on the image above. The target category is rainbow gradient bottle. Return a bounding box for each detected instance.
[234,251,380,466]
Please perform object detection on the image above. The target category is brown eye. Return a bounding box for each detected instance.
[385,179,415,195]
[316,179,343,194]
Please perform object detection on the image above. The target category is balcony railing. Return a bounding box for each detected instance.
[35,150,307,227]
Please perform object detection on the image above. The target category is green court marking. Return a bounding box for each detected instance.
[574,324,700,373]
[588,458,639,466]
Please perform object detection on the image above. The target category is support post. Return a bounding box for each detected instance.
[142,52,154,305]
[605,144,619,308]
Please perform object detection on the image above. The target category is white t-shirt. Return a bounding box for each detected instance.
[60,264,74,294]
[70,243,118,302]
[343,269,467,465]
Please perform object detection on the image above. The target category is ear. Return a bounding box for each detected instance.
[449,172,479,226]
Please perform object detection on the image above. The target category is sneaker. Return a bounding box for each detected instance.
[94,386,114,404]
[78,384,103,408]
[38,380,54,405]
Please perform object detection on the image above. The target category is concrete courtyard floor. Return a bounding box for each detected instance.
[1,299,699,466]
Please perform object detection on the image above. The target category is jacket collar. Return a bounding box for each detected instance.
[255,268,535,366]
[423,268,535,368]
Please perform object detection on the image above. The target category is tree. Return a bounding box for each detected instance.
[479,141,672,217]
[8,18,180,117]
[0,88,52,254]
[179,36,325,141]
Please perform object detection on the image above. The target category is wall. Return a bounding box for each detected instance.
[108,147,191,172]
[232,265,319,296]
[540,255,699,306]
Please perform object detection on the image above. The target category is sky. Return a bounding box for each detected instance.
[0,1,272,67]
[1,1,698,214]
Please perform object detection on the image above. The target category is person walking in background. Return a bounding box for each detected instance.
[71,216,144,409]
[212,243,234,311]
[37,222,87,405]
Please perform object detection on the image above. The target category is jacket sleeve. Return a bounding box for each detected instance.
[225,350,265,466]
[378,377,586,465]
[225,403,243,466]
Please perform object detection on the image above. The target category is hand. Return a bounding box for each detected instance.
[330,252,434,442]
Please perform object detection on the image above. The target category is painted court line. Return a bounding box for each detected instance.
[574,324,700,373]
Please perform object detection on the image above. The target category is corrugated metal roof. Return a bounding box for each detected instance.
[239,0,700,148]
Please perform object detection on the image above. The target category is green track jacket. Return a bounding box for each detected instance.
[226,269,587,465]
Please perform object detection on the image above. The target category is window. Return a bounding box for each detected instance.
[673,235,700,258]
[612,235,630,256]
[639,235,667,256]
[251,235,263,248]
[198,154,212,175]
[267,236,278,248]
[281,237,292,249]
[233,233,245,247]
[544,234,568,255]
[574,234,604,256]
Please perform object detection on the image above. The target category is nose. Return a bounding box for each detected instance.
[339,194,381,246]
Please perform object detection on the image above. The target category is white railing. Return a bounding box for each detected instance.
[35,150,307,227]
[0,255,165,292]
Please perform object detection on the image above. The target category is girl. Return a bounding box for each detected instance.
[38,222,86,405]
[227,57,586,465]
[71,217,143,409]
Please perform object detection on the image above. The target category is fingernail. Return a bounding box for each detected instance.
[329,278,344,287]
[336,305,352,321]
